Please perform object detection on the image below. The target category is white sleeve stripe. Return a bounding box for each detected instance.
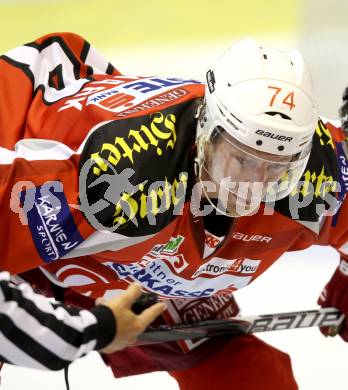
[0,139,76,164]
[85,45,110,73]
[0,272,103,369]
[62,230,155,258]
[0,300,97,361]
[0,120,113,165]
[0,332,47,370]
[17,282,98,332]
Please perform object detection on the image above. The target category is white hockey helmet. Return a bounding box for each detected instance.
[196,38,318,215]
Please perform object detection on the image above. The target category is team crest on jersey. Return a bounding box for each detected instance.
[150,235,185,255]
[205,233,221,248]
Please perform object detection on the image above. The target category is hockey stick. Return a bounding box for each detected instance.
[138,307,344,344]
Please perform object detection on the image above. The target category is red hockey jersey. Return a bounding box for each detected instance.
[1,34,348,354]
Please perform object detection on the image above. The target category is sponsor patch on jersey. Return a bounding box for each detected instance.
[165,293,239,352]
[106,257,252,299]
[59,76,202,115]
[332,142,347,226]
[192,257,261,278]
[20,183,83,263]
[115,88,189,117]
[336,142,348,199]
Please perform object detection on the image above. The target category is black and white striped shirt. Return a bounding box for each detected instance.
[0,272,116,370]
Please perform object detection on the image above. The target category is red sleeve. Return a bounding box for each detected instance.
[325,195,348,261]
[0,33,120,274]
[0,32,204,274]
[0,148,95,273]
[0,32,120,149]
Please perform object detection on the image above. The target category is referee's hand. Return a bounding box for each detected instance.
[98,283,166,353]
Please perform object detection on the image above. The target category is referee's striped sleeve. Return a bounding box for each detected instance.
[0,272,116,370]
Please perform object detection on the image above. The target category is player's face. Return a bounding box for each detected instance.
[201,128,292,216]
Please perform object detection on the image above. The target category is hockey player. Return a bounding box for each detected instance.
[0,33,347,389]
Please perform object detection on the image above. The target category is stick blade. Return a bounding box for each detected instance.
[138,307,344,344]
[139,318,250,343]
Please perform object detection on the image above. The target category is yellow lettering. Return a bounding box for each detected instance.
[299,170,315,197]
[163,179,172,210]
[90,112,177,174]
[291,166,336,199]
[113,193,138,225]
[316,122,334,149]
[90,152,108,176]
[128,125,162,156]
[150,112,176,143]
[172,173,188,206]
[111,173,187,226]
[101,143,121,166]
[91,142,121,176]
[139,192,148,218]
[164,114,177,150]
[114,137,136,164]
[148,188,162,216]
[315,167,326,197]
